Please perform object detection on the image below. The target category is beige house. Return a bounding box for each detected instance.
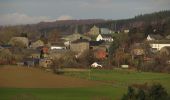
[39,58,52,68]
[86,25,100,37]
[70,38,89,55]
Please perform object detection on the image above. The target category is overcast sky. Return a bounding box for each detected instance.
[0,0,170,25]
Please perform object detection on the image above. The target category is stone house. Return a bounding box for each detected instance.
[70,38,89,54]
[86,25,100,38]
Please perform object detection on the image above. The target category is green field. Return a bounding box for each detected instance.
[0,87,124,100]
[64,69,170,92]
[0,68,170,100]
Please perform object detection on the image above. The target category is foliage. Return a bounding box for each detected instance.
[0,49,15,64]
[122,83,169,100]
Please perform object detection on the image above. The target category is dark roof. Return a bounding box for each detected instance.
[148,40,170,44]
[0,44,12,48]
[51,42,65,46]
[101,34,113,38]
[72,38,89,43]
[149,34,163,40]
[89,40,104,46]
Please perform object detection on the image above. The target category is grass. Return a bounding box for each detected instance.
[0,87,125,100]
[63,69,170,93]
[0,68,170,100]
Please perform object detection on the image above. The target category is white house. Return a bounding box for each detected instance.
[124,29,129,33]
[96,34,103,41]
[96,34,113,42]
[50,46,66,50]
[150,43,170,50]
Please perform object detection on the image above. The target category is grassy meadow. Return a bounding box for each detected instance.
[0,66,170,100]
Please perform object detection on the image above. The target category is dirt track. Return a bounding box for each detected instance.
[0,66,100,88]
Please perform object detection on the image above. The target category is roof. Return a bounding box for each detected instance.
[0,44,12,48]
[89,41,104,46]
[51,42,65,46]
[72,38,89,43]
[62,33,91,41]
[148,34,163,40]
[148,40,170,44]
[101,34,113,38]
[100,28,111,34]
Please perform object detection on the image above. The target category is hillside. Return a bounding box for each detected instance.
[0,10,170,44]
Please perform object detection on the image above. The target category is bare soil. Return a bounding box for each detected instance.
[0,66,100,88]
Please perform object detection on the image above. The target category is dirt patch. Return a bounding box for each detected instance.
[0,66,101,88]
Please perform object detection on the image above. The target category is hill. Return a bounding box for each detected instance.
[0,10,170,44]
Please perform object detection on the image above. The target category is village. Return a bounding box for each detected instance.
[1,25,170,73]
[0,1,170,98]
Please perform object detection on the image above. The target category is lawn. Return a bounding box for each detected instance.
[63,69,170,94]
[0,66,170,100]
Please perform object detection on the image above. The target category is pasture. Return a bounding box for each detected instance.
[0,66,170,100]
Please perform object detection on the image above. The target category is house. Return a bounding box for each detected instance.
[30,40,44,49]
[149,41,170,51]
[23,58,39,67]
[147,34,163,41]
[39,58,52,68]
[50,43,66,50]
[62,33,91,42]
[89,41,104,49]
[124,29,130,33]
[70,38,89,54]
[160,46,170,56]
[49,49,70,59]
[94,49,108,60]
[96,34,113,42]
[28,49,41,59]
[86,25,100,37]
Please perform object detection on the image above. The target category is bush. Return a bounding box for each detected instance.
[122,83,169,100]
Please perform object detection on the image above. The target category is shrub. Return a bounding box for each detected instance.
[122,83,169,100]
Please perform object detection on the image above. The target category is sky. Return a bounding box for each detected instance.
[0,0,170,25]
